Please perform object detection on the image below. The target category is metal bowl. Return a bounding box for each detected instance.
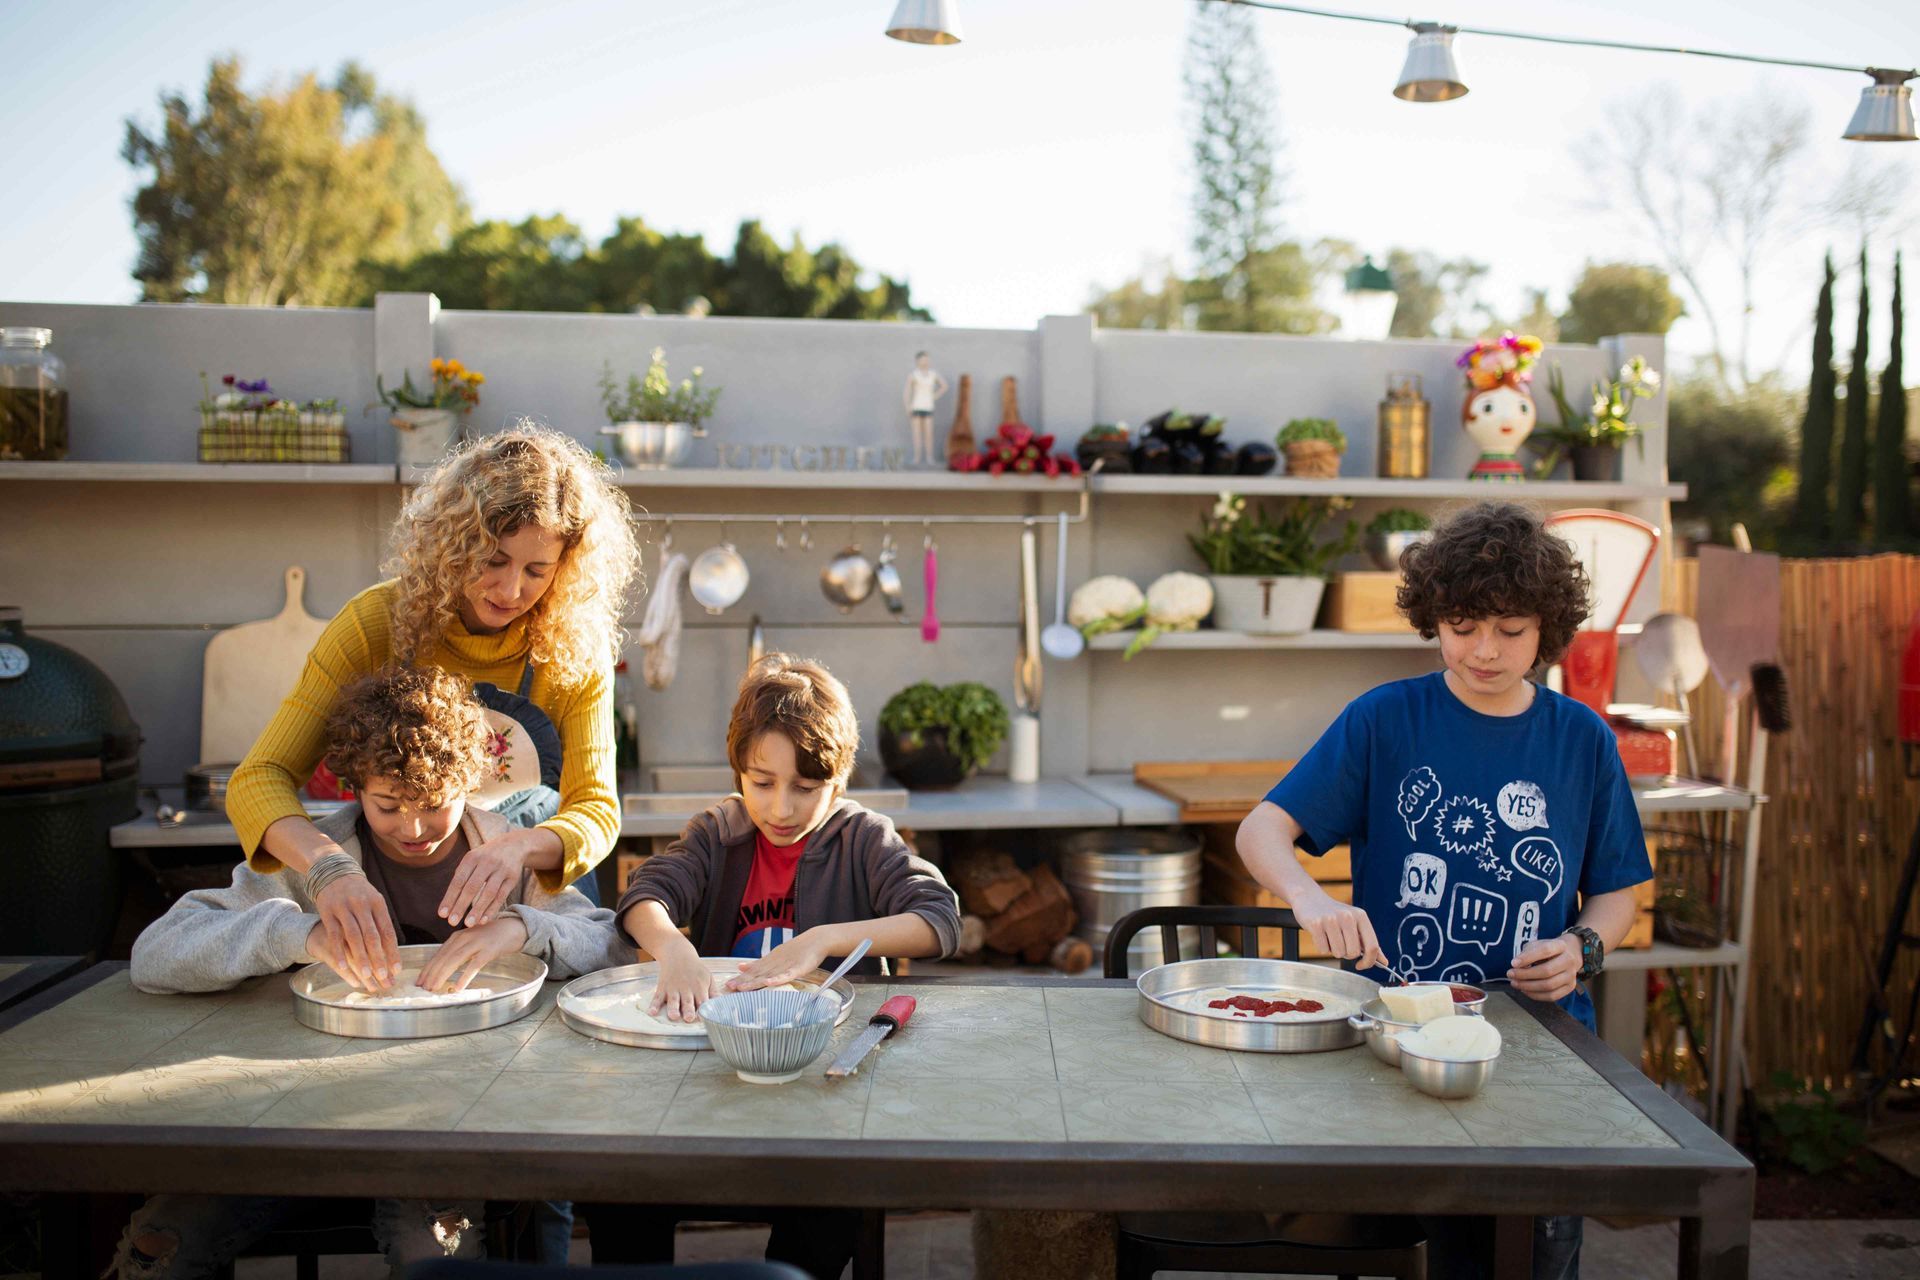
[1398,1042,1499,1099]
[1137,957,1378,1054]
[1365,529,1433,572]
[600,421,700,470]
[1348,998,1426,1066]
[291,945,547,1039]
[698,987,840,1084]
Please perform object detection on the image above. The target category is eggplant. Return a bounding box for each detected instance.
[1235,441,1279,476]
[1202,439,1238,475]
[1131,437,1172,473]
[1142,410,1175,438]
[1169,439,1207,474]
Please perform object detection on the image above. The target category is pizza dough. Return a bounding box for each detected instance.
[1174,986,1359,1022]
[332,981,499,1008]
[1399,1014,1501,1060]
[567,982,807,1035]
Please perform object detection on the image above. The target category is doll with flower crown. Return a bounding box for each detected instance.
[1456,332,1543,482]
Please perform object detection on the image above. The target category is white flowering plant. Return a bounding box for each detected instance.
[1188,491,1357,577]
[1541,356,1661,452]
[598,349,721,427]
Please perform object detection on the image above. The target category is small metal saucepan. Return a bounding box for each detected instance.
[688,531,749,615]
[822,545,875,613]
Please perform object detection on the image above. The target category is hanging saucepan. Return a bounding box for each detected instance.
[822,545,875,613]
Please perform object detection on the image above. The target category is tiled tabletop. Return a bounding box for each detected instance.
[0,972,1674,1150]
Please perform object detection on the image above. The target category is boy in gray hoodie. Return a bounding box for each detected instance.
[116,665,626,1280]
[587,654,960,1277]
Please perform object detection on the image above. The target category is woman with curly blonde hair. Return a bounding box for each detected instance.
[228,423,642,996]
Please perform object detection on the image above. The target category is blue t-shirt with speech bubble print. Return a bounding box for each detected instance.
[1264,671,1650,1030]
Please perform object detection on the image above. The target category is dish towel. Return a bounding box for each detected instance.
[639,551,689,691]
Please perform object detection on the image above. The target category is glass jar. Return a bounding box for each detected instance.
[0,328,69,461]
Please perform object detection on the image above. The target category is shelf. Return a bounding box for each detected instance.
[1090,475,1686,501]
[1599,940,1744,971]
[402,464,1085,494]
[1088,629,1432,651]
[1633,780,1760,813]
[0,461,398,484]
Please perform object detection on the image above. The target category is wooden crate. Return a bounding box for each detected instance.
[1199,823,1350,882]
[1134,760,1295,823]
[1616,843,1659,950]
[1202,849,1351,959]
[1322,571,1416,634]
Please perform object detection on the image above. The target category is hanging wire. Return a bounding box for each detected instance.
[1218,0,1913,78]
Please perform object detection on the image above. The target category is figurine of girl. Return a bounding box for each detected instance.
[1456,332,1543,483]
[904,351,949,468]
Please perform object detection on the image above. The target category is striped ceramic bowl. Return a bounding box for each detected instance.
[698,987,840,1084]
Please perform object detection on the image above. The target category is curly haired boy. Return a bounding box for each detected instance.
[1236,501,1652,1279]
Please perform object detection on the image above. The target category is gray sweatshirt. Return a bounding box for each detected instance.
[615,796,961,973]
[130,804,629,994]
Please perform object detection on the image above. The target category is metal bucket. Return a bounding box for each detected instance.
[1057,829,1203,971]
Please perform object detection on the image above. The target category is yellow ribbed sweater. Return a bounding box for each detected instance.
[227,581,617,891]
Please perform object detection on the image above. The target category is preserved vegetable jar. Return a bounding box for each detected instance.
[0,327,69,461]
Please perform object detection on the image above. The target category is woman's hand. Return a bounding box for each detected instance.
[418,917,531,993]
[727,930,832,992]
[312,873,400,991]
[438,832,531,929]
[1290,888,1389,971]
[1508,935,1582,1001]
[303,919,366,992]
[649,943,715,1023]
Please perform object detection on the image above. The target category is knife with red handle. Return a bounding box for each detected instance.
[824,995,916,1078]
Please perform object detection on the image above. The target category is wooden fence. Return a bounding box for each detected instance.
[1665,554,1920,1088]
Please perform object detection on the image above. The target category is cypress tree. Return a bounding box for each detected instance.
[1794,254,1838,544]
[1835,246,1872,542]
[1874,251,1911,543]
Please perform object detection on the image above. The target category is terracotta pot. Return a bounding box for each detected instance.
[1283,440,1343,478]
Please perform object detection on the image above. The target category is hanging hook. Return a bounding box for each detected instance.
[800,517,813,551]
[923,518,934,551]
[775,517,787,552]
[662,517,674,554]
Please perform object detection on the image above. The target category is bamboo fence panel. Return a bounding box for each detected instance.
[1662,554,1920,1088]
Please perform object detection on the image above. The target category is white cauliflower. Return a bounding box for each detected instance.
[1126,571,1215,659]
[1145,571,1213,630]
[1068,575,1146,636]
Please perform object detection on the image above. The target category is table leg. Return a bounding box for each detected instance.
[1492,1214,1532,1280]
[1679,1175,1753,1280]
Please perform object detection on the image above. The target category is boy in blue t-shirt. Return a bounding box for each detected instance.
[1237,501,1651,1279]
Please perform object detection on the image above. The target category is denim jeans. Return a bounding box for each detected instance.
[1418,1213,1583,1279]
[112,1194,486,1280]
[492,783,600,907]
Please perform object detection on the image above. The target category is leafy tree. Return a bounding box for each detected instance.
[1669,377,1798,547]
[589,217,717,315]
[1834,247,1872,543]
[123,58,466,306]
[1557,263,1685,343]
[714,220,928,321]
[1791,255,1839,544]
[1383,249,1491,338]
[361,215,595,311]
[1086,259,1190,330]
[1874,252,1912,544]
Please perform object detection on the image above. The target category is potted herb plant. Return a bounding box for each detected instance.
[598,348,721,470]
[1276,418,1347,478]
[376,358,483,467]
[878,680,1010,790]
[1363,508,1433,571]
[1189,492,1358,634]
[1535,355,1661,482]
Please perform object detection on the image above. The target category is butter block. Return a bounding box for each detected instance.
[1379,983,1454,1025]
[1401,1015,1502,1060]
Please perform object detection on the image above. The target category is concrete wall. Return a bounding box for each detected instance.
[0,296,1671,789]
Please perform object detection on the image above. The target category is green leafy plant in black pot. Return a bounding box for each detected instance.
[878,681,1010,790]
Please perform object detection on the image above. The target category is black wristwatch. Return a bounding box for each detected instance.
[1566,925,1605,981]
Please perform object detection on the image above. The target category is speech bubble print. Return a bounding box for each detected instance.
[1397,767,1442,841]
[1497,780,1550,832]
[1435,795,1497,863]
[1446,884,1510,956]
[1512,900,1543,963]
[1438,960,1485,987]
[1395,852,1447,910]
[1397,911,1444,972]
[1510,836,1566,901]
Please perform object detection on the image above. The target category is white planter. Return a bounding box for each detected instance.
[1209,573,1327,634]
[391,408,463,467]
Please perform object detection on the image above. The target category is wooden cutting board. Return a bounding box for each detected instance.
[200,566,328,765]
[1134,760,1295,822]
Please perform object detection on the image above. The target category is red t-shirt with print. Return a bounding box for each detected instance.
[732,830,805,958]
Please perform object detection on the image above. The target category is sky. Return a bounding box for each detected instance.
[3,0,1918,380]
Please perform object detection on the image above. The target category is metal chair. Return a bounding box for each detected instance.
[409,1261,809,1280]
[1105,905,1426,1280]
